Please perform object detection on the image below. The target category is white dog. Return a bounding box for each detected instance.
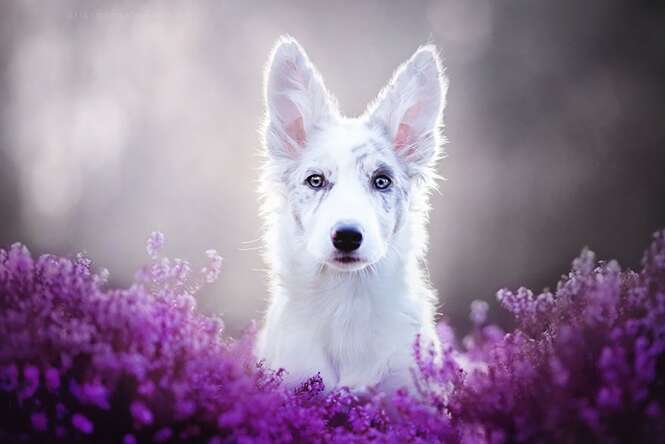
[255,36,448,392]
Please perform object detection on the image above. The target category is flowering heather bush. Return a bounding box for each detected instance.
[1,231,664,443]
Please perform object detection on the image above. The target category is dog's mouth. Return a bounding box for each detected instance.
[334,255,361,264]
[327,254,369,271]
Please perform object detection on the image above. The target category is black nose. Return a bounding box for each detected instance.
[332,224,363,252]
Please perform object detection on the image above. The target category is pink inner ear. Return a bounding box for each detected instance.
[395,123,418,158]
[286,116,306,148]
[273,94,306,157]
[393,103,423,158]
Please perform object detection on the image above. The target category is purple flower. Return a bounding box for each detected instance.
[79,380,110,410]
[20,365,39,399]
[71,413,94,434]
[146,231,165,259]
[130,401,154,426]
[201,249,223,284]
[153,427,173,442]
[596,386,622,409]
[0,364,18,391]
[45,367,60,391]
[470,299,489,325]
[30,412,48,432]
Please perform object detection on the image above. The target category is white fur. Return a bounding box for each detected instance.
[256,36,448,392]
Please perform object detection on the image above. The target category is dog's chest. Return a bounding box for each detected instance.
[315,281,418,386]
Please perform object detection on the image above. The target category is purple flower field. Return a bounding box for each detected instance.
[1,231,664,443]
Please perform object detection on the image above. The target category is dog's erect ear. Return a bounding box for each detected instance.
[368,46,448,167]
[264,37,333,160]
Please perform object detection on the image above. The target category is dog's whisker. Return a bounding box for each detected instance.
[240,237,263,245]
[237,246,263,252]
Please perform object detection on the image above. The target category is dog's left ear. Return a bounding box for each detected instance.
[264,37,334,160]
[368,46,448,167]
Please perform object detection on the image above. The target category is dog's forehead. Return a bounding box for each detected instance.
[304,120,394,170]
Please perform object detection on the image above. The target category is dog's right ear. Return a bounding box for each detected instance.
[264,37,333,160]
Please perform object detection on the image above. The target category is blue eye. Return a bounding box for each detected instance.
[306,174,325,189]
[373,174,392,190]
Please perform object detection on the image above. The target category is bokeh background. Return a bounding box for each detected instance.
[1,1,664,335]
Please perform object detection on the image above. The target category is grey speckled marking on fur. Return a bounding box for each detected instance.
[354,152,370,169]
[392,186,408,234]
[283,165,299,193]
[291,207,304,232]
[368,137,389,155]
[378,190,392,213]
[367,119,392,143]
[393,203,404,235]
[356,158,373,188]
[374,162,395,178]
[350,143,368,154]
[312,186,331,214]
[351,143,374,168]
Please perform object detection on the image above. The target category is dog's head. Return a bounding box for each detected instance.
[262,37,447,272]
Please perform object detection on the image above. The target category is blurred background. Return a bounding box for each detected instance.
[1,1,664,335]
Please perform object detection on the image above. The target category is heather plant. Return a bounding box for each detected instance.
[437,234,665,443]
[1,231,664,443]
